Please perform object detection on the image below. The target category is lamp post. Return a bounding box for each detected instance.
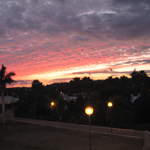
[107,101,113,134]
[85,106,94,150]
[49,100,57,120]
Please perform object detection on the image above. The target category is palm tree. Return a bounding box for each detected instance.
[0,64,15,124]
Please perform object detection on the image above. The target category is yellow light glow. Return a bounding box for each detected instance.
[107,101,113,108]
[50,101,56,108]
[85,106,94,116]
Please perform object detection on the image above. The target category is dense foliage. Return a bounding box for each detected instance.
[8,70,150,128]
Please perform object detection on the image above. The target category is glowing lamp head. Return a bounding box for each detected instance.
[50,101,56,109]
[85,106,94,116]
[107,101,113,108]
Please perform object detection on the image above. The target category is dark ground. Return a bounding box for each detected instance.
[0,122,143,150]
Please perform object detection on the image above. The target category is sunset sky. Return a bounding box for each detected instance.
[0,0,150,87]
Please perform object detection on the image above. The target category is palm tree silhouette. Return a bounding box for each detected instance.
[0,64,15,125]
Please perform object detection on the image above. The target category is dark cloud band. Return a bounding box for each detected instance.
[0,0,149,40]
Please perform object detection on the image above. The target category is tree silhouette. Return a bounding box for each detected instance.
[0,64,15,124]
[130,70,149,94]
[32,80,43,89]
[30,80,45,118]
[130,70,148,80]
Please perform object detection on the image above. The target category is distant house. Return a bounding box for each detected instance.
[130,93,141,104]
[0,96,19,121]
[60,91,77,102]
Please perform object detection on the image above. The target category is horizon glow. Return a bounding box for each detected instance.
[0,0,150,87]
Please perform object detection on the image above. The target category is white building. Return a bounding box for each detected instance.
[0,96,19,121]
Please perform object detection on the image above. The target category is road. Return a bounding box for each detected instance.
[14,117,144,139]
[0,119,143,150]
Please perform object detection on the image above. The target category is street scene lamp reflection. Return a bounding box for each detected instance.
[85,106,94,150]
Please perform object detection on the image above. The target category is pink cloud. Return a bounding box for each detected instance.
[0,31,150,87]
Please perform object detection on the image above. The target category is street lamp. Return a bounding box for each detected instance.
[85,106,94,150]
[107,101,113,108]
[50,101,57,109]
[49,100,58,120]
[85,106,94,116]
[107,101,113,134]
